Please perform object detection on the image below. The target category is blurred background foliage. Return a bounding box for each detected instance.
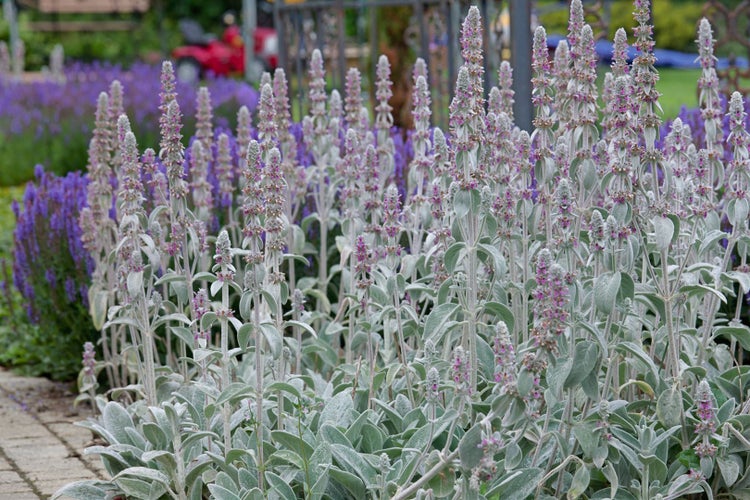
[0,0,716,71]
[0,0,267,69]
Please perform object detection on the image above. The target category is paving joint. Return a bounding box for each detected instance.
[0,406,47,498]
[0,369,108,498]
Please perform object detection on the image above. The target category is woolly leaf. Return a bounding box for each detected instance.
[52,481,117,500]
[594,271,620,314]
[321,391,354,427]
[567,464,590,499]
[423,302,460,342]
[265,471,297,500]
[459,423,483,470]
[485,468,544,500]
[652,215,674,252]
[656,384,682,428]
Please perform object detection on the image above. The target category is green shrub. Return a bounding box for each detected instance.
[538,0,704,53]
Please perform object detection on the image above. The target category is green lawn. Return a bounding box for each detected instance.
[654,67,701,120]
[0,185,23,262]
[597,67,701,121]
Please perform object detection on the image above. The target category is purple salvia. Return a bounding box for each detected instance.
[497,60,514,120]
[195,86,214,153]
[693,380,718,458]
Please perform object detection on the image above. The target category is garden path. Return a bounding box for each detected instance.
[0,368,106,499]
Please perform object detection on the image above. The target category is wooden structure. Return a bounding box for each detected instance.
[16,0,149,31]
[16,0,148,13]
[702,0,750,96]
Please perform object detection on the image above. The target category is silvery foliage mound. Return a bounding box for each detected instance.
[56,1,750,499]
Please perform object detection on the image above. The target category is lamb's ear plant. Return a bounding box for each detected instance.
[55,1,750,499]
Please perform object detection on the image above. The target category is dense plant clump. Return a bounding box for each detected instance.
[0,62,259,186]
[9,166,95,378]
[32,1,750,498]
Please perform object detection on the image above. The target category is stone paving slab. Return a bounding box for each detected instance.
[0,368,108,499]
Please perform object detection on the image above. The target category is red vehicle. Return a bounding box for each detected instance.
[172,12,279,83]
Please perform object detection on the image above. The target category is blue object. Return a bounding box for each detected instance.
[546,34,749,70]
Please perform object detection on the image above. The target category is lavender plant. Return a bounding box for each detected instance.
[0,61,259,186]
[45,1,750,498]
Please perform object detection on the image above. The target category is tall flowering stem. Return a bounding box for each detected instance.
[693,380,718,460]
[240,140,267,492]
[449,6,487,395]
[531,26,556,242]
[405,74,432,261]
[375,55,395,189]
[632,0,663,199]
